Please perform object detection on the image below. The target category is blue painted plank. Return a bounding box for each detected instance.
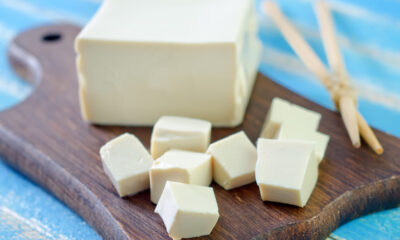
[0,159,100,239]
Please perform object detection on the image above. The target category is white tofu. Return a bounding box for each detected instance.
[155,181,219,239]
[260,98,292,138]
[207,131,257,190]
[99,133,153,197]
[290,104,321,132]
[256,139,318,207]
[260,98,321,138]
[151,116,211,159]
[150,149,212,204]
[75,0,261,127]
[277,121,330,163]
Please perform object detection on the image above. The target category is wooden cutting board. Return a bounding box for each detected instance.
[0,24,399,240]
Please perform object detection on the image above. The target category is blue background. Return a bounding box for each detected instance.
[0,0,399,239]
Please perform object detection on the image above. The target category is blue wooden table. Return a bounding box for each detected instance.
[0,0,399,239]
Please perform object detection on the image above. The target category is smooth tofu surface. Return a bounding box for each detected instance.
[99,133,153,197]
[78,0,250,43]
[313,132,330,162]
[155,181,219,239]
[150,149,212,203]
[256,139,318,207]
[76,0,261,127]
[260,98,291,138]
[290,104,321,132]
[260,98,321,139]
[151,116,211,159]
[277,121,330,163]
[207,131,257,190]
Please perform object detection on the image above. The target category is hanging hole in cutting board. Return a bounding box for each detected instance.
[6,25,81,112]
[42,33,62,42]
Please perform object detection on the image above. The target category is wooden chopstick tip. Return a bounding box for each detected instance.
[339,97,361,149]
[375,146,384,155]
[356,112,384,155]
[353,141,361,149]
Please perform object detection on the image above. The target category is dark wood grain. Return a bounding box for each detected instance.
[0,24,399,240]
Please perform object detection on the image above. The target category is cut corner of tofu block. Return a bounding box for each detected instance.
[150,149,212,203]
[102,161,121,195]
[168,208,219,239]
[260,98,291,138]
[229,172,255,190]
[213,162,233,190]
[260,121,281,139]
[315,131,330,162]
[78,82,91,122]
[150,168,189,204]
[271,97,290,106]
[150,143,166,160]
[259,183,303,207]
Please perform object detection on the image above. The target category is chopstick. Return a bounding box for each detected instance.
[263,1,332,89]
[357,112,384,154]
[263,0,383,154]
[338,97,360,147]
[315,0,361,148]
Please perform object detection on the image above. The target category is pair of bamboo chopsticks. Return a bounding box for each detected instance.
[264,1,383,155]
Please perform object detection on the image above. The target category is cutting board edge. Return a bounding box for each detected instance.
[0,126,130,240]
[253,175,400,239]
[1,121,399,240]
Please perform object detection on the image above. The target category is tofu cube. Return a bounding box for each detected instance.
[155,181,219,239]
[75,0,261,127]
[100,133,153,197]
[277,121,330,163]
[150,149,212,204]
[256,139,318,207]
[290,104,321,132]
[151,116,211,159]
[260,98,321,138]
[207,131,257,190]
[260,98,292,138]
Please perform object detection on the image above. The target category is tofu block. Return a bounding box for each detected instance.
[99,133,153,197]
[75,0,261,127]
[277,121,330,163]
[260,98,321,138]
[151,116,211,159]
[207,131,257,190]
[155,181,219,239]
[256,139,318,207]
[150,149,212,204]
